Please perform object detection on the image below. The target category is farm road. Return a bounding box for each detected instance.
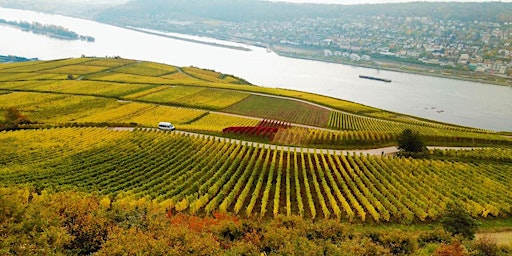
[110,127,477,157]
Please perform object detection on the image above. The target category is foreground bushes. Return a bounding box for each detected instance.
[1,187,511,255]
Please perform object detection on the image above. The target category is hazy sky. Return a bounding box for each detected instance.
[275,0,511,4]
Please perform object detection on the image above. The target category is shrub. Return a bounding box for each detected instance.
[397,128,426,155]
[440,204,480,240]
[433,240,468,256]
[471,235,500,256]
[339,237,391,256]
[418,228,453,246]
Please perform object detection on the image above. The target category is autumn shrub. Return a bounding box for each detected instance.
[278,236,324,255]
[0,188,72,255]
[43,192,111,255]
[305,219,352,243]
[417,228,453,246]
[270,215,305,228]
[338,237,391,256]
[433,240,468,256]
[222,241,260,255]
[470,235,500,256]
[260,223,299,254]
[95,227,178,256]
[368,230,419,255]
[212,219,245,248]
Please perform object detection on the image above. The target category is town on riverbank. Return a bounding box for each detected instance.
[95,1,512,87]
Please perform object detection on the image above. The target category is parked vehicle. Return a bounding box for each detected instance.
[158,122,175,131]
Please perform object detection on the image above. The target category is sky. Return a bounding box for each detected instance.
[274,0,511,4]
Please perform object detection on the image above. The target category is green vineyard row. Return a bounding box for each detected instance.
[1,127,511,222]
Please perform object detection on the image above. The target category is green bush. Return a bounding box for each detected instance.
[440,204,480,240]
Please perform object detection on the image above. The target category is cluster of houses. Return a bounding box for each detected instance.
[214,15,512,77]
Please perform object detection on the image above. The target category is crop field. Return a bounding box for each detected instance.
[159,71,199,83]
[3,54,512,256]
[80,58,137,67]
[0,91,206,127]
[328,111,405,131]
[179,113,260,133]
[74,102,156,123]
[1,127,511,223]
[84,72,175,84]
[112,61,178,76]
[182,66,245,84]
[0,72,63,81]
[128,106,207,127]
[223,94,331,127]
[1,57,512,238]
[223,120,291,140]
[0,58,91,73]
[0,91,65,109]
[6,80,155,98]
[328,111,487,134]
[40,64,110,75]
[1,57,510,149]
[136,86,251,110]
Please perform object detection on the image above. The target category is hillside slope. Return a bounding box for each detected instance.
[0,57,511,224]
[1,57,508,149]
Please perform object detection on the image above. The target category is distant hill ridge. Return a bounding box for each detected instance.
[96,0,512,23]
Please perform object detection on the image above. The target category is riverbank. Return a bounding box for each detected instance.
[125,26,252,52]
[142,28,512,87]
[117,27,511,87]
[269,44,512,87]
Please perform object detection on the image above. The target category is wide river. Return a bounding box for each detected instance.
[0,7,511,132]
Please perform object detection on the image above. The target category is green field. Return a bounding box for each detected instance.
[1,57,511,255]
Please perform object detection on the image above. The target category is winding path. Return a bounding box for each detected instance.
[109,127,479,156]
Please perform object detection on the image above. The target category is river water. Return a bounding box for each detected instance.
[0,7,511,131]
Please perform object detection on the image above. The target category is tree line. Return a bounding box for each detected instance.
[96,0,512,24]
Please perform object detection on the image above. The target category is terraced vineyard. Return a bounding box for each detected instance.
[1,57,512,224]
[223,94,331,127]
[1,127,511,222]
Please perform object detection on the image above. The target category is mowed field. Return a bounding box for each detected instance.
[1,57,512,223]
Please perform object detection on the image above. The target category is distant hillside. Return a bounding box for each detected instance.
[95,0,512,24]
[0,55,37,63]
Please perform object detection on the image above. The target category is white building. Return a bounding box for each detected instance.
[349,53,361,61]
[361,55,372,61]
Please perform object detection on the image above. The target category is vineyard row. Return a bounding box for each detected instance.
[1,127,511,222]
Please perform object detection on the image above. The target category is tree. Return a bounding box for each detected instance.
[397,129,426,155]
[440,203,479,240]
[4,107,29,125]
[1,107,31,131]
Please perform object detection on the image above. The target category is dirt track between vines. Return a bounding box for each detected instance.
[110,127,479,156]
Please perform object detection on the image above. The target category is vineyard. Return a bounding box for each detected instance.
[223,94,331,127]
[1,57,512,226]
[223,119,291,140]
[1,57,509,148]
[1,127,511,223]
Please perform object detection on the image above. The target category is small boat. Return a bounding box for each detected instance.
[359,75,391,83]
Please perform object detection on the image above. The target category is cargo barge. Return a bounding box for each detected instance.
[359,75,391,83]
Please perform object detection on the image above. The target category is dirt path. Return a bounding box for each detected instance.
[111,127,483,156]
[476,231,512,245]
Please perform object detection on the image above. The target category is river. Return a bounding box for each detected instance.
[0,7,511,132]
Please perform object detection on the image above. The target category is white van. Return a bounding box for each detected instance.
[158,122,175,131]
